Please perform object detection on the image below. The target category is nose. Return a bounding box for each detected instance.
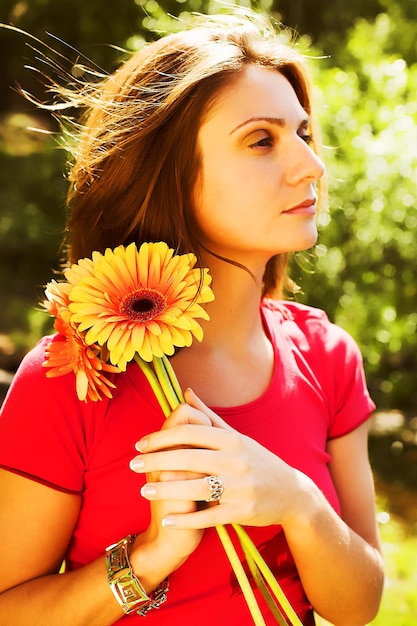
[286,138,325,186]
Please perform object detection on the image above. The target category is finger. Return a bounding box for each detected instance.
[141,475,225,503]
[130,447,221,475]
[149,470,203,483]
[134,422,237,455]
[136,408,216,453]
[163,403,213,430]
[183,388,234,431]
[161,505,232,530]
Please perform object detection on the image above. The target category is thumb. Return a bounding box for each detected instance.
[183,388,234,431]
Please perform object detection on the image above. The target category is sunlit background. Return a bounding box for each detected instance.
[1,1,416,623]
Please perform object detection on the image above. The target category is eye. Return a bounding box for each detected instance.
[298,129,313,145]
[248,131,274,149]
[252,137,273,148]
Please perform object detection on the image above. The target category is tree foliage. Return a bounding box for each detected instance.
[0,1,416,410]
[297,13,417,410]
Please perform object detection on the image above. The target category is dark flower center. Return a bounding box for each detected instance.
[120,289,166,322]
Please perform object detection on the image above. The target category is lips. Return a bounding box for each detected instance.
[285,198,317,215]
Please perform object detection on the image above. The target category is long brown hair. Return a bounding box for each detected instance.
[51,12,324,297]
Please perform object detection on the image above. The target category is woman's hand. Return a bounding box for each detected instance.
[130,388,306,532]
[129,395,214,580]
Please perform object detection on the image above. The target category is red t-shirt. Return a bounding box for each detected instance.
[0,301,375,625]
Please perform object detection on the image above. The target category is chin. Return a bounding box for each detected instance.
[299,227,319,250]
[284,231,318,254]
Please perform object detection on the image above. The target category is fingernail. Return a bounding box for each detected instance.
[135,438,149,451]
[141,485,156,498]
[129,458,144,471]
[162,516,176,528]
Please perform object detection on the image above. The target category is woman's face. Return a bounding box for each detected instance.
[192,64,325,271]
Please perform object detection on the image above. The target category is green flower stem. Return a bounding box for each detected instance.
[233,525,303,626]
[162,354,185,404]
[153,356,181,411]
[239,535,289,626]
[134,356,171,417]
[216,525,266,626]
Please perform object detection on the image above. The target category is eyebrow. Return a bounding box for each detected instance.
[229,116,310,135]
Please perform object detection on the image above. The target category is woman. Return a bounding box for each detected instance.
[0,11,384,625]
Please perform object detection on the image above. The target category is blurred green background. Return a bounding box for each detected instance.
[0,1,416,623]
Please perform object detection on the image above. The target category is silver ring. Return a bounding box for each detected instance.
[205,475,224,502]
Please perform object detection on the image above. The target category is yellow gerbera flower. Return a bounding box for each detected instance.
[44,255,98,319]
[44,279,71,319]
[68,242,214,370]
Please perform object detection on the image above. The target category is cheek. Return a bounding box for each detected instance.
[198,162,240,211]
[189,179,232,244]
[189,172,206,233]
[191,168,203,209]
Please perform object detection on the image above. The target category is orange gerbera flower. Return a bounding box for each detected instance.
[44,317,119,402]
[67,242,214,370]
[43,278,119,402]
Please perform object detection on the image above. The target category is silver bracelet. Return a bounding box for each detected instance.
[105,535,169,616]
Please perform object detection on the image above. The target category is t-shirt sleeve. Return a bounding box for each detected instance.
[320,320,376,438]
[0,336,104,493]
[281,302,376,439]
[302,309,376,438]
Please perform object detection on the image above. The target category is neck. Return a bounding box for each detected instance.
[171,258,275,406]
[197,257,267,354]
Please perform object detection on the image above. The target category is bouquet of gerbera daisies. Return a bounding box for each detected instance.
[43,241,302,626]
